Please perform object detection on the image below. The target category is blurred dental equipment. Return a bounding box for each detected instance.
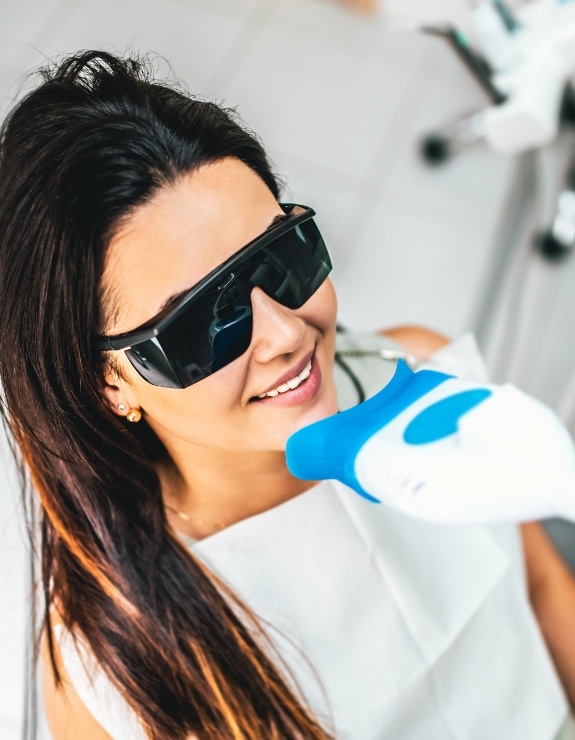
[286,360,575,525]
[389,1,575,384]
[411,0,575,162]
[536,144,575,259]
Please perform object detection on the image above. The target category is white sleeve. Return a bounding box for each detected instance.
[421,332,490,383]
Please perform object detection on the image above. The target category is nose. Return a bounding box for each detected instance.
[249,286,305,364]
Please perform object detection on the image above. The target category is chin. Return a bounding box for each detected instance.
[278,392,339,450]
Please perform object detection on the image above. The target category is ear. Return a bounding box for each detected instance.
[101,361,140,417]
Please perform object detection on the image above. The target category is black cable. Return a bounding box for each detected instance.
[334,352,366,405]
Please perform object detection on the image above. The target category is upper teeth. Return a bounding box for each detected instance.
[258,360,312,398]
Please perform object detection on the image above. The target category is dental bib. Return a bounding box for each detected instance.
[286,360,575,525]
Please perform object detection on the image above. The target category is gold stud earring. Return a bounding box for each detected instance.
[126,408,142,423]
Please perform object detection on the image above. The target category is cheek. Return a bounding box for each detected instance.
[302,278,337,330]
[134,357,248,439]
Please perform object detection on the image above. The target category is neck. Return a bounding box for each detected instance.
[159,444,315,540]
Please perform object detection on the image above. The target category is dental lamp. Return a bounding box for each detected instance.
[420,0,575,160]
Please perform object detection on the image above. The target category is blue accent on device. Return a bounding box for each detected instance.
[285,360,452,501]
[403,389,493,445]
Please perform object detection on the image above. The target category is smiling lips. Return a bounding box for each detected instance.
[253,349,322,407]
[257,360,312,398]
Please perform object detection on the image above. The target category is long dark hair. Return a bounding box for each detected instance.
[0,51,333,739]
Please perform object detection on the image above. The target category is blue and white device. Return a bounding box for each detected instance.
[286,361,575,525]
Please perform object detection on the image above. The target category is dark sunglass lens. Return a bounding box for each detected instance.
[208,275,254,370]
[256,219,331,308]
[209,305,253,371]
[156,283,254,386]
[126,341,184,388]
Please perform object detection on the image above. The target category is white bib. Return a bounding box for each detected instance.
[191,477,567,739]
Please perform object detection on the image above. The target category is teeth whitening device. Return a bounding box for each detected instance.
[286,361,575,525]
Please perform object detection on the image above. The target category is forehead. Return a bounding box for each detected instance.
[101,157,280,334]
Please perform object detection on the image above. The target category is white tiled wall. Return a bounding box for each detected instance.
[1,0,573,736]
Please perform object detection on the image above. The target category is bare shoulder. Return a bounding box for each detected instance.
[378,324,451,361]
[42,612,113,740]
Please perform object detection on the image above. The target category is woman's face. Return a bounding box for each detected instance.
[101,157,339,454]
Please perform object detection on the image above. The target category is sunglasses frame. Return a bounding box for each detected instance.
[96,203,319,353]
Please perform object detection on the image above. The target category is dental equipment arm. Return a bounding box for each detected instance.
[286,360,575,525]
[419,0,575,156]
[471,0,575,153]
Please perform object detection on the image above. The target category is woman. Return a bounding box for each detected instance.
[1,50,575,740]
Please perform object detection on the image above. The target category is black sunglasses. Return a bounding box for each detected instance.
[96,204,332,388]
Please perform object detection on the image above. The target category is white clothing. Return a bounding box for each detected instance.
[52,332,571,739]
